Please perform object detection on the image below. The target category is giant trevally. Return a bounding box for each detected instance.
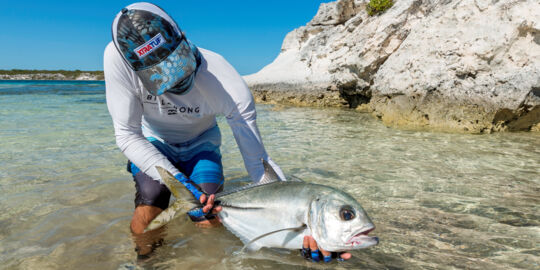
[146,160,379,252]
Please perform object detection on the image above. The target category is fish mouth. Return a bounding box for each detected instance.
[347,227,379,248]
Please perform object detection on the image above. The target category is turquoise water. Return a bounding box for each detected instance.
[0,81,538,269]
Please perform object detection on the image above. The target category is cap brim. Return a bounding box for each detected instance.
[136,39,197,96]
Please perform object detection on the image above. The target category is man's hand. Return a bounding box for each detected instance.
[302,236,352,262]
[173,172,222,227]
[194,194,222,228]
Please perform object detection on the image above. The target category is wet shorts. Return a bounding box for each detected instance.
[127,130,224,210]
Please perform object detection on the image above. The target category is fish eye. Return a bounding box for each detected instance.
[340,206,355,221]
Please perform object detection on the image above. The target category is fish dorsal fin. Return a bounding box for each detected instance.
[240,224,307,252]
[260,159,283,184]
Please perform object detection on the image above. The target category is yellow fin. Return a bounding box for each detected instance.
[156,166,180,198]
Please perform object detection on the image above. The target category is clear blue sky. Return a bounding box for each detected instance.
[1,0,330,75]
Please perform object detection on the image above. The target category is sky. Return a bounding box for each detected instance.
[1,0,331,75]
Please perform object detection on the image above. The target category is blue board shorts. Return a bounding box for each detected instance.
[127,126,224,210]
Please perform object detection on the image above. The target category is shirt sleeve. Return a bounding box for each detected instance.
[226,106,286,182]
[201,51,286,182]
[103,43,180,182]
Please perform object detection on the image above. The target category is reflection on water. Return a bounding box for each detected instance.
[0,81,539,269]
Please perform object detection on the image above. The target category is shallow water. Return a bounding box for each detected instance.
[0,81,538,269]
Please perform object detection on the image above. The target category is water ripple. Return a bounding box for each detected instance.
[0,82,539,269]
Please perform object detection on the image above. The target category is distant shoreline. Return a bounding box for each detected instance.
[0,79,104,82]
[0,69,104,81]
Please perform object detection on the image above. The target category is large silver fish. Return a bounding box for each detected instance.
[146,161,378,252]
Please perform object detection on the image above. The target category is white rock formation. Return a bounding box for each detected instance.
[244,0,540,132]
[76,73,100,80]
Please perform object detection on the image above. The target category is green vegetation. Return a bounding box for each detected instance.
[366,0,394,16]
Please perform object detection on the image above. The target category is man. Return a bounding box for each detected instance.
[104,2,350,262]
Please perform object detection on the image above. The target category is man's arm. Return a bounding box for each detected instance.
[226,106,285,182]
[104,43,180,182]
[200,49,285,182]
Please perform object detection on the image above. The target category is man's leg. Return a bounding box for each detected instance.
[129,164,172,257]
[131,205,163,234]
[130,167,172,231]
[131,206,165,258]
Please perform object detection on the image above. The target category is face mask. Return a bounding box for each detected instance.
[166,43,201,95]
[167,70,196,95]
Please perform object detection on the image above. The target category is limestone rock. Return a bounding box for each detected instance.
[244,0,540,132]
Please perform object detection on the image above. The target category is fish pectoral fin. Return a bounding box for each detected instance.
[155,166,201,208]
[240,224,307,252]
